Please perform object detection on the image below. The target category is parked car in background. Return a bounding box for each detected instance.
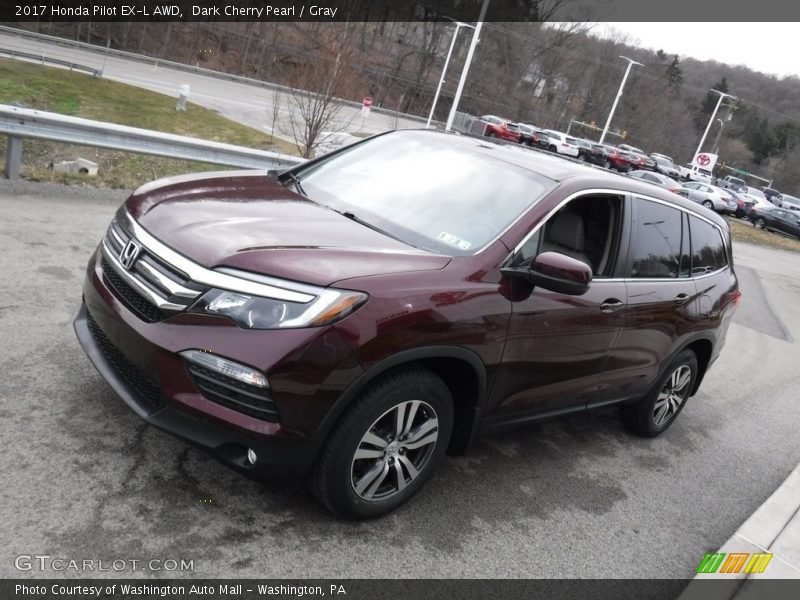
[479,115,522,142]
[780,194,800,211]
[619,143,646,155]
[761,187,782,204]
[652,156,681,179]
[744,188,774,212]
[543,130,580,157]
[677,163,713,184]
[508,123,548,148]
[716,175,747,193]
[711,186,739,214]
[627,170,685,195]
[73,129,740,518]
[602,145,633,172]
[748,206,800,240]
[626,152,657,171]
[575,140,611,167]
[651,152,674,163]
[681,181,735,213]
[727,189,756,218]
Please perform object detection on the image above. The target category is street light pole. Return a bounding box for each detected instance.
[445,0,490,131]
[695,90,736,158]
[426,21,474,129]
[598,56,642,145]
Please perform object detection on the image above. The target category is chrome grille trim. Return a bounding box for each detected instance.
[134,258,202,299]
[119,210,316,304]
[101,239,185,311]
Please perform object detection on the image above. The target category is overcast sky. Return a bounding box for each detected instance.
[590,23,799,79]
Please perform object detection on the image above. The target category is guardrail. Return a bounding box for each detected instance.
[0,104,305,179]
[0,46,101,76]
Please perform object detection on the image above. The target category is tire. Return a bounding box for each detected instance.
[548,145,557,153]
[703,200,714,210]
[622,349,698,437]
[754,217,766,230]
[604,159,612,169]
[310,367,453,519]
[487,132,496,138]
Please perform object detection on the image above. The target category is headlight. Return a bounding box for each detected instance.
[189,287,368,329]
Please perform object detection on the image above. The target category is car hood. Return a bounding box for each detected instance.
[124,170,451,287]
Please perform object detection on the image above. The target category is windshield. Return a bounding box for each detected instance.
[294,132,555,256]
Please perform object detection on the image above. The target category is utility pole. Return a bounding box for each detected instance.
[426,21,474,129]
[599,56,642,145]
[695,90,736,159]
[445,0,490,131]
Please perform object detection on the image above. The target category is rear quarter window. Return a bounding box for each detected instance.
[689,216,727,274]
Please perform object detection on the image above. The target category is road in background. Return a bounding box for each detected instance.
[1,180,799,578]
[0,30,427,143]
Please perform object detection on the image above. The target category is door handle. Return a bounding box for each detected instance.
[673,293,690,306]
[600,299,624,313]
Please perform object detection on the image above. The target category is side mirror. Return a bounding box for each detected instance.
[502,251,592,296]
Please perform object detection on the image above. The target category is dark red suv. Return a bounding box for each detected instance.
[75,131,739,519]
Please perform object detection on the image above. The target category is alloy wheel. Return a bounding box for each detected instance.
[350,400,439,501]
[653,365,692,427]
[755,218,766,229]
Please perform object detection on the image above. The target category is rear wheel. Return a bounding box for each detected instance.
[487,131,496,138]
[754,217,767,229]
[622,349,698,437]
[310,367,453,519]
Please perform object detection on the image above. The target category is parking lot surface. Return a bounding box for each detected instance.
[1,180,799,578]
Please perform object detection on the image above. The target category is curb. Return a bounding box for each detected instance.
[679,463,800,598]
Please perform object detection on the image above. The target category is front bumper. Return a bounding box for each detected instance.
[75,303,320,476]
[74,248,364,478]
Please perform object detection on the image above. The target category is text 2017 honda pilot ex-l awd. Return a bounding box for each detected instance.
[75,130,740,519]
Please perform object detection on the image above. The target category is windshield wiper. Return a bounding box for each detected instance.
[283,172,307,197]
[332,208,408,245]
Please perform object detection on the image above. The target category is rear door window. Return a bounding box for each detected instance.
[629,198,686,278]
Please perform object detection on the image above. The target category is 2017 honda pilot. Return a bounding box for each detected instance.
[75,130,740,519]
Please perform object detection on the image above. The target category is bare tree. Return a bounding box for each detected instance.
[282,27,358,158]
[268,93,282,144]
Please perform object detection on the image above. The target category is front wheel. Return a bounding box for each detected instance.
[703,200,714,210]
[310,367,453,519]
[622,349,698,437]
[486,131,496,138]
[754,217,766,229]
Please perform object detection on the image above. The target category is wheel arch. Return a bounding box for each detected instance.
[315,346,488,461]
[680,335,715,395]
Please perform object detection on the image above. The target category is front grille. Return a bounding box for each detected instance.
[100,219,207,323]
[86,311,165,411]
[102,258,166,323]
[186,363,278,422]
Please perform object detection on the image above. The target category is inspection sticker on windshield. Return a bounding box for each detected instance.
[438,231,472,251]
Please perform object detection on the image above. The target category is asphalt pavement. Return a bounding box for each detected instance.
[1,179,799,579]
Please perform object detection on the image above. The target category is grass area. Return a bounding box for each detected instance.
[0,58,300,189]
[725,216,800,253]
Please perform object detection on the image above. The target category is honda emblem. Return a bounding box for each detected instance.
[119,240,141,270]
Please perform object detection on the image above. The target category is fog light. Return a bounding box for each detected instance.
[180,350,268,388]
[247,449,257,465]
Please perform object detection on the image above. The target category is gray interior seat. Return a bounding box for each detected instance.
[540,210,592,268]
